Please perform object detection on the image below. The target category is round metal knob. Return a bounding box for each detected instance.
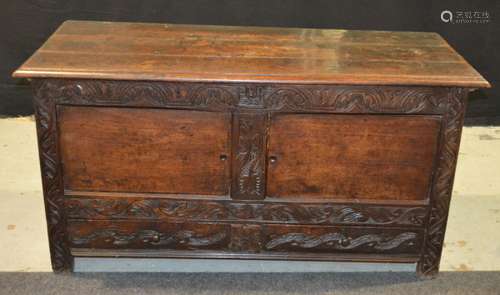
[269,156,277,164]
[220,154,228,161]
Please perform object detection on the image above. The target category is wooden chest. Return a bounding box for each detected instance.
[13,20,490,278]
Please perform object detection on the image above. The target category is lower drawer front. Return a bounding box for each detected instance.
[67,221,422,255]
[262,225,421,254]
[68,221,230,250]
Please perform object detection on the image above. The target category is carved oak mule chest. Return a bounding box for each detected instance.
[13,20,490,278]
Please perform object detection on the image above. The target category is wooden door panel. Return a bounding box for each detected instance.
[58,106,231,195]
[267,114,441,201]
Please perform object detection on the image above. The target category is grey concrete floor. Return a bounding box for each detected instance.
[1,117,499,272]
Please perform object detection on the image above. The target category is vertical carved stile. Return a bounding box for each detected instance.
[231,112,268,199]
[417,88,468,278]
[32,79,73,272]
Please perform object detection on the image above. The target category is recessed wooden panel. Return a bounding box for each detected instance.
[58,106,231,195]
[267,114,441,201]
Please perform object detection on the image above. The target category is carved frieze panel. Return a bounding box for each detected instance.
[35,79,452,114]
[65,196,427,227]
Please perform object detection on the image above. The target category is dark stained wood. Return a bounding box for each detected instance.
[13,20,490,88]
[67,220,422,255]
[68,221,231,250]
[16,21,489,278]
[231,112,268,200]
[63,193,428,227]
[58,106,231,195]
[267,114,441,201]
[261,224,422,254]
[31,80,73,272]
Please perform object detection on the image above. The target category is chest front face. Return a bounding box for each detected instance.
[31,79,467,277]
[16,21,488,278]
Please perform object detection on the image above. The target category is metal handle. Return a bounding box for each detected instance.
[269,156,277,164]
[220,154,228,161]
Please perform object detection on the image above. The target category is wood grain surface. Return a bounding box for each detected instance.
[13,20,490,87]
[58,106,231,195]
[267,114,441,201]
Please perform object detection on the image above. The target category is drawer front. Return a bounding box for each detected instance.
[58,106,231,195]
[68,221,231,250]
[267,114,441,201]
[261,224,422,254]
[68,221,422,255]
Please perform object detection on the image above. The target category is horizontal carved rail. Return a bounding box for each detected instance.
[65,196,428,227]
[35,79,453,114]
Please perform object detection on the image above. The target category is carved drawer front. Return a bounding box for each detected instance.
[58,106,231,195]
[267,114,441,201]
[67,221,231,250]
[261,225,422,254]
[68,220,422,256]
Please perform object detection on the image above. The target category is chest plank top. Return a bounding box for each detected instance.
[14,20,488,87]
[13,20,489,278]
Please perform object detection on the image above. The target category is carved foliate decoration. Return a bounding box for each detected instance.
[65,197,427,227]
[36,79,451,114]
[417,88,468,278]
[192,85,237,107]
[39,79,237,109]
[70,228,229,249]
[232,113,267,199]
[32,80,73,272]
[264,231,419,253]
[68,223,419,254]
